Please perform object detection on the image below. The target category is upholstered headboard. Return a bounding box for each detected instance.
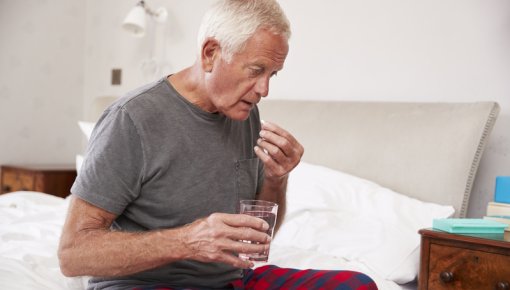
[258,100,500,218]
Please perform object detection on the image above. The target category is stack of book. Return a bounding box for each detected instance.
[483,201,510,240]
[433,218,508,235]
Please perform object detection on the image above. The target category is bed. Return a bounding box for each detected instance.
[0,99,500,290]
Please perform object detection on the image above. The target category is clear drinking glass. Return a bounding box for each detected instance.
[238,199,278,262]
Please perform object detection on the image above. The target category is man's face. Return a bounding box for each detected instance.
[204,29,289,121]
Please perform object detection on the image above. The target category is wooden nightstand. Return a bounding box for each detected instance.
[0,164,77,198]
[419,228,510,290]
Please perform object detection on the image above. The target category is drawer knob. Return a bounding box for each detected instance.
[2,185,12,192]
[497,281,510,290]
[439,271,454,283]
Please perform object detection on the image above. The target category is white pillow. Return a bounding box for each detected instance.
[76,121,95,174]
[78,121,95,141]
[75,154,84,174]
[273,162,454,284]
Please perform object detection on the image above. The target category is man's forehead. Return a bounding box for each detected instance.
[245,38,288,63]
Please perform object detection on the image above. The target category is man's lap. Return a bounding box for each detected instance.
[136,264,378,290]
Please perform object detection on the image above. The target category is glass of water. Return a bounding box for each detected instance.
[238,199,278,262]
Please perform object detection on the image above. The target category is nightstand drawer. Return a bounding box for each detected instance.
[420,229,510,290]
[1,169,34,192]
[428,243,510,289]
[1,165,76,198]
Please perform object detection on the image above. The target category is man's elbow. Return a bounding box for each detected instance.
[58,246,81,277]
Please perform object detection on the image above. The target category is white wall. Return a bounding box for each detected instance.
[81,0,215,120]
[0,0,86,164]
[1,0,509,218]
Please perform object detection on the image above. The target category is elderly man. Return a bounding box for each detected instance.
[58,0,376,289]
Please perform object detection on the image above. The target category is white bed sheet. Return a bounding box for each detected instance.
[0,192,87,290]
[0,191,409,290]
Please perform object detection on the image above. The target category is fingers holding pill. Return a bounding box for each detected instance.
[254,121,304,179]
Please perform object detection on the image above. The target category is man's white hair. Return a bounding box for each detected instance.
[197,0,291,63]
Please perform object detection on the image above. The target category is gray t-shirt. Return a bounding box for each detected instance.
[71,77,264,290]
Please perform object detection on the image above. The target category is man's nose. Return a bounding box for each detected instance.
[255,77,270,98]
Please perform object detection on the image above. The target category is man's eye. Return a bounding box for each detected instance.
[249,67,264,76]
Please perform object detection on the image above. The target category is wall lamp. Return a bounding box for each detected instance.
[122,0,168,37]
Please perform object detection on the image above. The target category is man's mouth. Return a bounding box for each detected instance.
[243,98,261,106]
[242,100,254,107]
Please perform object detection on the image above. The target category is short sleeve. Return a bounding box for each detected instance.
[71,106,145,215]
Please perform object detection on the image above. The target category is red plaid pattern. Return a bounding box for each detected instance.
[136,264,378,290]
[232,265,378,290]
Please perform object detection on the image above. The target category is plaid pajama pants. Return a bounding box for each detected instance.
[137,265,378,290]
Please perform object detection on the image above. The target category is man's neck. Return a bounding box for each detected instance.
[167,65,216,113]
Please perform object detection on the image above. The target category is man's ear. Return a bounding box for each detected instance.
[201,38,221,73]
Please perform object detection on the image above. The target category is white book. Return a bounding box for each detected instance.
[488,201,510,207]
[486,202,510,217]
[483,216,510,228]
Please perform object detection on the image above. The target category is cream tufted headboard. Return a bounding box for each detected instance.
[258,100,499,218]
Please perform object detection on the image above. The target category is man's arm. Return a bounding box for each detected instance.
[58,196,271,277]
[254,121,304,232]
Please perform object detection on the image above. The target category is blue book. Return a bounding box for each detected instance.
[433,218,508,234]
[495,176,510,203]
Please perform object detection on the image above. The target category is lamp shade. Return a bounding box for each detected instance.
[122,4,146,37]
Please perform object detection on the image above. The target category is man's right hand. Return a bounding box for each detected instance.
[178,213,271,268]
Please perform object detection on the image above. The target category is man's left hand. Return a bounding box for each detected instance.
[254,120,304,180]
